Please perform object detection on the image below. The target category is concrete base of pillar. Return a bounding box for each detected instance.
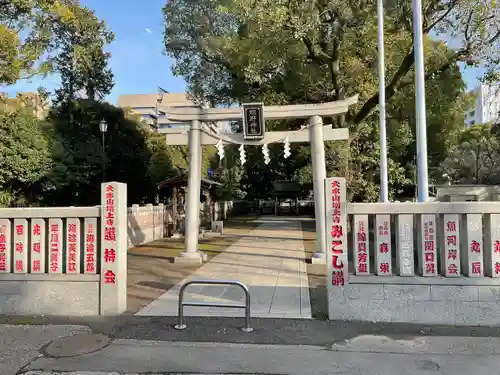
[174,251,208,265]
[310,252,326,265]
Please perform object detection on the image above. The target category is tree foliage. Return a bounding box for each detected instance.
[0,0,206,208]
[44,100,154,206]
[52,1,114,104]
[0,0,110,85]
[442,124,500,185]
[162,0,480,200]
[0,106,51,206]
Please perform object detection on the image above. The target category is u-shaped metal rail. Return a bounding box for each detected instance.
[174,279,253,332]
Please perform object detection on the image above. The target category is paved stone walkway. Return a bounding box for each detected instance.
[135,217,312,319]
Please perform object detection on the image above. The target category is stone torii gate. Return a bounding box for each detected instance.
[159,96,358,264]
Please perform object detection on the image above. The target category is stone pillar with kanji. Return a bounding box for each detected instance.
[100,182,128,315]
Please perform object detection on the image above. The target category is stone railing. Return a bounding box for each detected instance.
[347,201,500,278]
[127,204,171,247]
[211,200,252,222]
[326,177,500,326]
[0,182,127,317]
[128,200,247,239]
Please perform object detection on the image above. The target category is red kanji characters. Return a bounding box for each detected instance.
[447,249,457,260]
[448,264,458,275]
[358,263,368,273]
[446,221,456,232]
[357,232,366,242]
[0,253,6,271]
[471,240,481,253]
[15,224,24,236]
[425,263,435,274]
[495,262,500,275]
[104,227,116,241]
[86,253,95,273]
[471,261,482,275]
[15,242,23,253]
[424,241,434,251]
[104,270,116,284]
[379,243,389,253]
[425,252,434,262]
[32,260,41,272]
[495,241,500,253]
[32,242,40,253]
[332,270,345,286]
[379,262,390,273]
[446,235,457,246]
[32,224,41,236]
[86,243,94,253]
[357,252,367,263]
[85,224,96,274]
[104,248,116,263]
[105,210,115,226]
[15,260,23,272]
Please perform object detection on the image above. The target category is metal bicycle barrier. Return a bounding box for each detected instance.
[174,279,253,332]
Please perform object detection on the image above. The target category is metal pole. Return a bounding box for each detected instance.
[309,115,327,263]
[175,284,187,330]
[412,0,429,202]
[174,280,253,332]
[101,131,106,183]
[182,120,203,258]
[243,282,252,332]
[377,0,389,203]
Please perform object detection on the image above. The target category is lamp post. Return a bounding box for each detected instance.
[99,119,108,183]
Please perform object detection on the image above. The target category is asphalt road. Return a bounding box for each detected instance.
[21,335,500,375]
[3,314,500,348]
[0,324,92,375]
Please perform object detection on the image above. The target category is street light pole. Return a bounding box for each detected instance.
[99,120,108,183]
[377,0,389,203]
[412,0,429,202]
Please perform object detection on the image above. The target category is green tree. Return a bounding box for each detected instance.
[52,1,114,105]
[45,100,154,206]
[162,0,481,200]
[442,124,500,185]
[0,0,109,85]
[0,107,51,206]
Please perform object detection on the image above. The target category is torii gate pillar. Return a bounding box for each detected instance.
[308,115,328,264]
[183,120,203,261]
[160,96,358,265]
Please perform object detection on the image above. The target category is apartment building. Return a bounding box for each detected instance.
[465,84,500,127]
[116,92,197,131]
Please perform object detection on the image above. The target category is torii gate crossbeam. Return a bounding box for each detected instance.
[161,96,358,265]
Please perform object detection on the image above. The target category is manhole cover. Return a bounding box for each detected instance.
[43,333,110,357]
[416,360,440,371]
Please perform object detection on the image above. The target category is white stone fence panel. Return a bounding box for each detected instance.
[347,201,500,278]
[0,182,127,317]
[326,177,500,326]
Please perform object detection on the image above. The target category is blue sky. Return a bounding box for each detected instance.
[2,0,484,104]
[4,0,187,104]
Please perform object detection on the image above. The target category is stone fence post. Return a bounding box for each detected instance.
[100,181,127,315]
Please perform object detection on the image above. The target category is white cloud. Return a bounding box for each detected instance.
[144,28,152,35]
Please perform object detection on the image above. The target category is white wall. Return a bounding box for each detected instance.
[465,84,500,127]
